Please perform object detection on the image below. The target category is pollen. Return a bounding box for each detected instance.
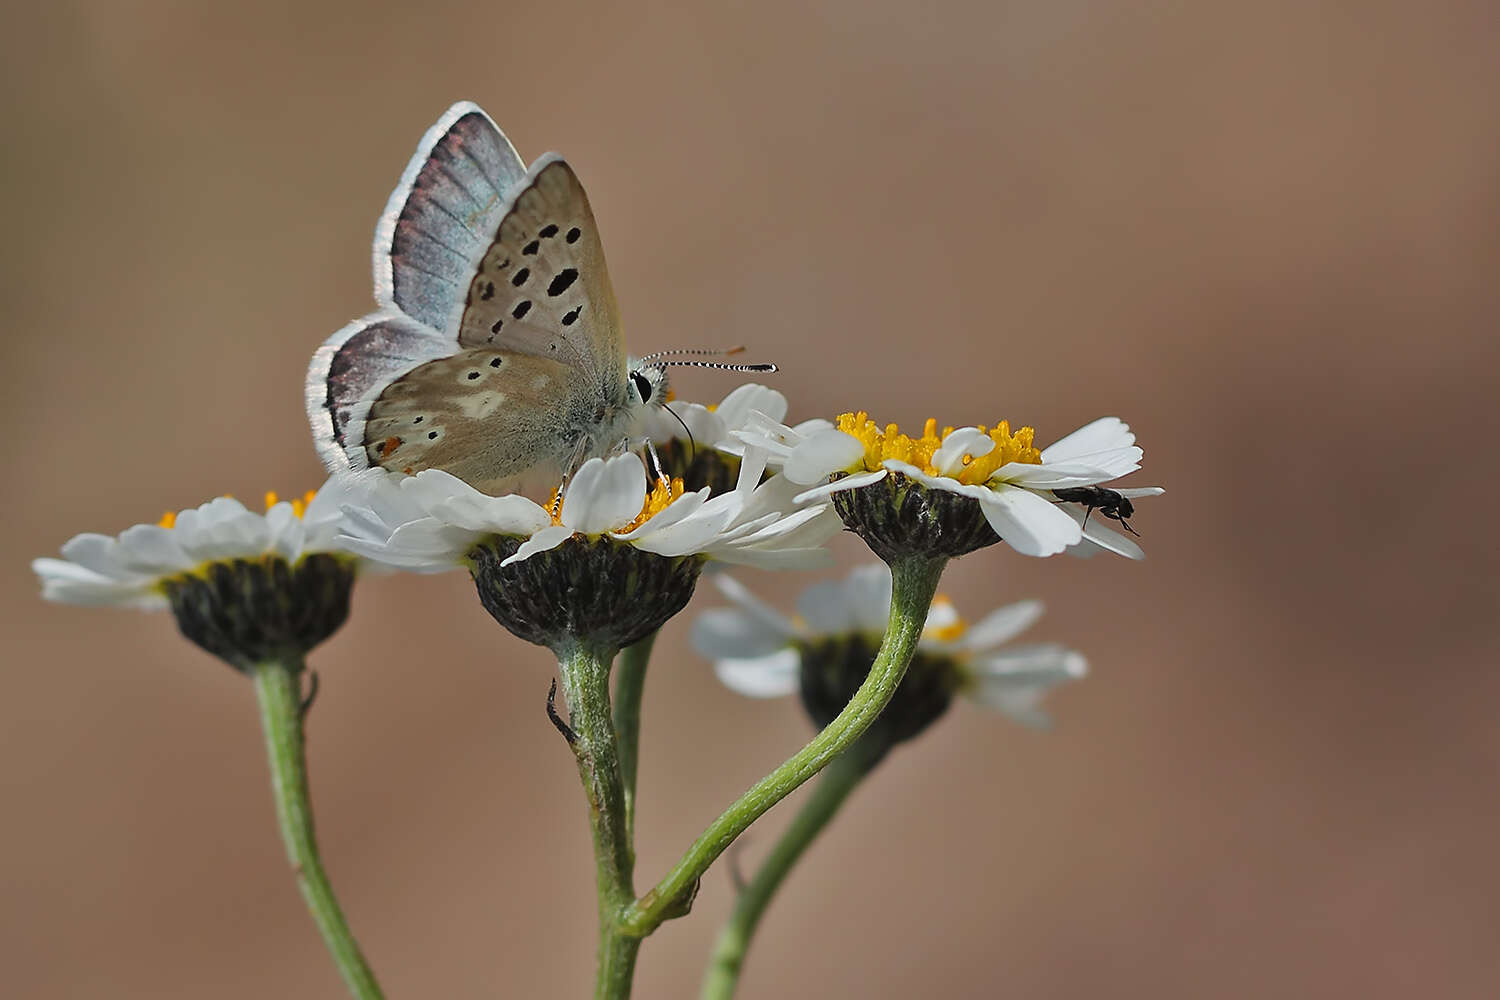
[264,490,319,518]
[623,476,686,533]
[157,510,177,529]
[835,412,1043,485]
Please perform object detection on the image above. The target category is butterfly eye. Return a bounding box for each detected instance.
[629,370,653,403]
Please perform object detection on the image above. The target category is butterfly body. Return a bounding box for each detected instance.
[307,104,670,496]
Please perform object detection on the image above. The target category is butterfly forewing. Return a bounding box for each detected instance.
[376,103,527,332]
[457,157,626,395]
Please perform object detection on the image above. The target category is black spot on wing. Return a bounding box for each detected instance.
[512,267,530,286]
[539,223,559,238]
[548,269,579,296]
[512,300,532,319]
[490,318,504,334]
[480,281,495,301]
[561,306,581,326]
[566,227,581,244]
[523,240,540,255]
[489,357,503,367]
[467,371,481,380]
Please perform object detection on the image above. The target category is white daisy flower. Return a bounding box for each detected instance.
[337,447,841,574]
[693,564,1087,729]
[32,480,363,672]
[33,482,357,610]
[737,411,1162,559]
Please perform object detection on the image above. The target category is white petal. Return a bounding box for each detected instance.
[631,500,737,556]
[58,534,128,577]
[714,649,802,698]
[791,469,887,504]
[714,384,788,429]
[845,564,895,633]
[796,578,862,634]
[1072,509,1145,560]
[993,462,1120,488]
[116,524,193,574]
[710,546,835,570]
[1041,417,1134,463]
[562,455,646,534]
[930,427,994,477]
[653,401,726,447]
[1114,487,1165,499]
[784,429,865,486]
[971,644,1088,685]
[501,525,576,566]
[977,485,1082,557]
[712,575,797,636]
[960,600,1044,650]
[691,608,793,660]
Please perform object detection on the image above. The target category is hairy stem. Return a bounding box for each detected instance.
[612,631,657,845]
[700,742,880,999]
[619,554,946,937]
[558,641,641,999]
[253,660,385,1000]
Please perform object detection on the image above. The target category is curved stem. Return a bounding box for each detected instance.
[612,631,657,845]
[558,641,641,999]
[619,554,946,938]
[253,660,385,1000]
[700,741,880,1000]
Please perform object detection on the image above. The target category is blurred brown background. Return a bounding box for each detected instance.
[4,1,1498,997]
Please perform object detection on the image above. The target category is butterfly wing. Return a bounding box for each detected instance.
[306,312,453,473]
[309,106,632,490]
[359,350,596,494]
[455,156,627,398]
[375,102,528,332]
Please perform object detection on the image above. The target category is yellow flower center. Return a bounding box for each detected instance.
[622,477,686,533]
[835,412,1043,486]
[157,510,177,529]
[924,595,968,642]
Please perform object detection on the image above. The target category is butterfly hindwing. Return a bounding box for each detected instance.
[375,102,528,332]
[306,312,453,472]
[361,350,595,494]
[457,156,626,396]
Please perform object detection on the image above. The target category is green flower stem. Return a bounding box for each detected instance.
[700,739,882,1000]
[558,641,641,999]
[612,631,657,845]
[253,660,385,1000]
[618,554,947,938]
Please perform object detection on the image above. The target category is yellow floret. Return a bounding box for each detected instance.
[834,412,1042,485]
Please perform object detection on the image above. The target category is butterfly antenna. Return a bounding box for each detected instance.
[637,346,750,363]
[654,360,778,374]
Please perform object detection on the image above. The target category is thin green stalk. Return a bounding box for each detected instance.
[558,641,641,999]
[619,554,947,938]
[700,741,881,999]
[612,631,657,845]
[253,660,385,1000]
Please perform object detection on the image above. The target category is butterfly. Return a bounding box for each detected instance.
[306,101,769,496]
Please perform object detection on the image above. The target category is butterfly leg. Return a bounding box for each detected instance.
[550,435,600,519]
[641,438,673,491]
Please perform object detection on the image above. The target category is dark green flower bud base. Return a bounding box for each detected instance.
[832,472,1000,562]
[796,633,958,765]
[162,553,354,673]
[469,535,704,654]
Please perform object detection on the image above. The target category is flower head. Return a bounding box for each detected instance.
[693,564,1087,736]
[32,482,359,672]
[646,383,795,494]
[339,448,841,652]
[739,411,1162,560]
